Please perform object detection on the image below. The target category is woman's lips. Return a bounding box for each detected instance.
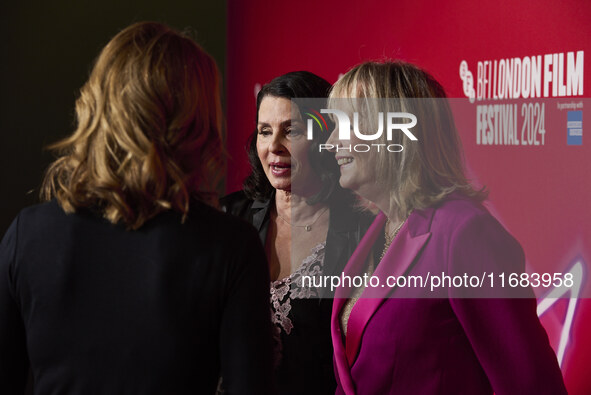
[270,162,291,176]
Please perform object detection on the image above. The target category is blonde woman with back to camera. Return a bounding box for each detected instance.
[0,22,273,395]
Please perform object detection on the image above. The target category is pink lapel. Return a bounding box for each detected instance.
[331,307,355,395]
[343,212,432,367]
[331,213,387,395]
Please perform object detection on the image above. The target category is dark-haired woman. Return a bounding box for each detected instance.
[222,71,371,394]
[0,22,272,394]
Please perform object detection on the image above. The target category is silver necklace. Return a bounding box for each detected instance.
[276,206,329,231]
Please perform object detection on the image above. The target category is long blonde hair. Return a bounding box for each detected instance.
[329,61,486,218]
[42,22,223,229]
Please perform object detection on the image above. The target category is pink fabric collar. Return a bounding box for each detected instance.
[331,211,432,394]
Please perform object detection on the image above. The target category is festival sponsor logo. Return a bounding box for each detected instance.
[567,110,583,145]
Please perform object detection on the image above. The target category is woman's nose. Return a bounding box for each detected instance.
[269,133,285,153]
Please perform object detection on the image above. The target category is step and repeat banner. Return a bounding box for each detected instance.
[227,1,590,392]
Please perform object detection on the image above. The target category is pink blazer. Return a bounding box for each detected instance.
[331,195,567,394]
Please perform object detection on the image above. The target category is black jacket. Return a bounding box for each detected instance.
[0,200,273,395]
[220,190,372,296]
[220,190,373,395]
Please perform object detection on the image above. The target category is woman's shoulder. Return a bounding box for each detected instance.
[427,193,521,250]
[5,200,72,237]
[14,200,64,220]
[219,190,252,210]
[220,190,254,215]
[430,193,491,225]
[0,203,57,260]
[186,198,259,236]
[219,190,270,219]
[413,193,517,245]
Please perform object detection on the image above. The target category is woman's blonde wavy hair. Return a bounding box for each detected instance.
[42,22,223,229]
[329,61,486,219]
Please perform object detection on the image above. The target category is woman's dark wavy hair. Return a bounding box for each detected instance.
[243,71,340,204]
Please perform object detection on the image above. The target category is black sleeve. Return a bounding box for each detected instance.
[219,223,274,395]
[0,216,29,394]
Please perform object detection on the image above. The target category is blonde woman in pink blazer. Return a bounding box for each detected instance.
[325,61,567,395]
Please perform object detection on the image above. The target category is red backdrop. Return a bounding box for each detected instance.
[227,1,591,393]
